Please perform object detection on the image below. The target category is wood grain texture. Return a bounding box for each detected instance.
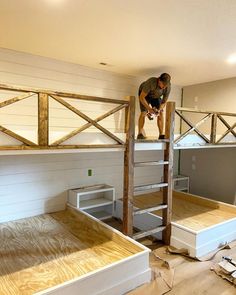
[51,103,126,145]
[38,93,49,146]
[123,96,135,236]
[163,102,175,244]
[0,207,142,295]
[0,83,129,104]
[0,92,35,108]
[0,125,36,146]
[51,95,124,145]
[133,191,236,231]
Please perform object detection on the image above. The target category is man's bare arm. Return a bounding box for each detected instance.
[139,90,155,113]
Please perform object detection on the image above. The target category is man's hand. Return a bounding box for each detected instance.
[148,107,156,114]
[153,107,161,115]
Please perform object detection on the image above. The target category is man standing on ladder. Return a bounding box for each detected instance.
[137,73,171,140]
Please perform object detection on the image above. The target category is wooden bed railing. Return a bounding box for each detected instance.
[0,83,135,150]
[175,107,236,145]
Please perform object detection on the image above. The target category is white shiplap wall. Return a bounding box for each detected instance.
[0,48,182,222]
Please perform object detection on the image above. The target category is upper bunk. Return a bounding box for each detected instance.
[0,83,235,155]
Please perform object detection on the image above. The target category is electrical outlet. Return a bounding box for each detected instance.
[88,169,92,176]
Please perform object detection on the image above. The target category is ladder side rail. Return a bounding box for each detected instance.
[123,96,135,236]
[163,101,175,244]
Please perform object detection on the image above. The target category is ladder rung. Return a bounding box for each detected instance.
[134,182,168,192]
[133,226,166,240]
[134,160,169,167]
[133,204,168,215]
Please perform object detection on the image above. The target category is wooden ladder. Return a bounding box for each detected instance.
[123,101,175,244]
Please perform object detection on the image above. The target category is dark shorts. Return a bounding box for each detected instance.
[139,94,162,112]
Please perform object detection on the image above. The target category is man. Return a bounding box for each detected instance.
[137,73,171,140]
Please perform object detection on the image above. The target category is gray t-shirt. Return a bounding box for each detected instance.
[139,77,171,103]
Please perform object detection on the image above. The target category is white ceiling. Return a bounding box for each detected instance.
[1,0,236,86]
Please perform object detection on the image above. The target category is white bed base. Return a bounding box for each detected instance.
[38,207,151,295]
[115,199,236,258]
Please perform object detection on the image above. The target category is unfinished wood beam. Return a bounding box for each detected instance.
[0,144,122,150]
[123,96,135,236]
[51,95,124,145]
[175,110,210,143]
[0,125,36,146]
[217,115,236,137]
[0,83,128,105]
[38,93,49,146]
[51,103,126,146]
[176,107,236,117]
[216,122,236,143]
[163,101,175,245]
[210,113,217,143]
[0,92,35,108]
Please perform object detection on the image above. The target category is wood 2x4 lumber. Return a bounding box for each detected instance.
[51,103,127,146]
[38,93,49,146]
[217,115,236,137]
[134,160,169,167]
[123,96,135,236]
[134,182,168,192]
[133,204,168,215]
[0,125,36,146]
[163,101,175,245]
[0,92,35,108]
[51,95,124,145]
[133,226,166,240]
[216,122,236,143]
[176,107,236,117]
[175,110,211,143]
[0,83,129,105]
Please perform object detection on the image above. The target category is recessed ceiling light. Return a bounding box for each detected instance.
[47,0,65,4]
[227,53,236,64]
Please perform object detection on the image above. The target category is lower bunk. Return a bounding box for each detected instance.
[0,206,151,295]
[116,191,236,258]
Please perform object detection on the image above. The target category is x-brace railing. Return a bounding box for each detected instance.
[175,107,236,145]
[0,83,135,150]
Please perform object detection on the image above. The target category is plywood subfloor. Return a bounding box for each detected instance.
[134,191,236,231]
[0,208,142,295]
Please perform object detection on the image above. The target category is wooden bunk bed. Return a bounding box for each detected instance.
[0,83,235,292]
[0,83,175,244]
[0,83,152,295]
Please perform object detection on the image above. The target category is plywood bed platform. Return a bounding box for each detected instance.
[0,206,150,295]
[115,191,236,258]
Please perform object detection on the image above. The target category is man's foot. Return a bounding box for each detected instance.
[158,134,165,140]
[137,133,147,140]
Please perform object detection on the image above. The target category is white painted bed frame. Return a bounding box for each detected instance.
[115,196,236,258]
[0,132,235,154]
[37,207,151,295]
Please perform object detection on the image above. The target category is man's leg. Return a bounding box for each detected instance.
[138,111,147,138]
[157,111,165,138]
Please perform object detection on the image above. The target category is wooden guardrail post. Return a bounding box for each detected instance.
[38,93,49,146]
[210,113,217,144]
[163,101,175,244]
[123,96,135,236]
